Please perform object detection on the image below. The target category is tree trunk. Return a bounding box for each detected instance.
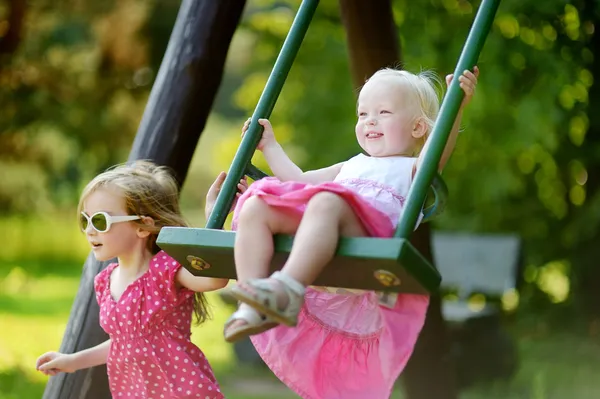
[338,0,400,86]
[338,1,458,398]
[0,0,26,56]
[42,1,246,398]
[128,0,247,185]
[0,0,26,73]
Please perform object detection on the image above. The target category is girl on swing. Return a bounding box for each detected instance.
[207,66,479,399]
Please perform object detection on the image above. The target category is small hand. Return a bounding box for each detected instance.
[446,65,479,108]
[205,171,249,218]
[36,351,75,376]
[242,118,277,151]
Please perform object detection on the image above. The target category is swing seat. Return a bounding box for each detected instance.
[158,168,447,294]
[157,227,441,294]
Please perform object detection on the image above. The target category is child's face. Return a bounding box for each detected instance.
[355,76,424,157]
[81,187,144,262]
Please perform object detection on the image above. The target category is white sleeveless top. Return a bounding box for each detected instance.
[333,153,417,228]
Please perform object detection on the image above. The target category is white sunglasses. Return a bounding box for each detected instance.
[80,211,141,233]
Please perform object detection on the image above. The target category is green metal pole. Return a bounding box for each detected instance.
[394,0,500,238]
[206,0,320,229]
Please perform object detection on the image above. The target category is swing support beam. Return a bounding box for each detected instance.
[157,0,501,294]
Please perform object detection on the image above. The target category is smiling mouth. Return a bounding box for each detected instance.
[91,243,103,249]
[366,132,383,139]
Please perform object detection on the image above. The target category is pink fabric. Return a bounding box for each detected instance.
[232,177,429,399]
[231,178,395,235]
[94,251,223,399]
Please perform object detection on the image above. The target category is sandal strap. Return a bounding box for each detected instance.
[226,305,263,326]
[270,271,305,297]
[233,273,305,326]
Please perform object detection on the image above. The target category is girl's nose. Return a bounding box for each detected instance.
[366,116,377,126]
[85,222,96,235]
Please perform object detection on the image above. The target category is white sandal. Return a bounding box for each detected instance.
[230,271,306,327]
[223,305,278,343]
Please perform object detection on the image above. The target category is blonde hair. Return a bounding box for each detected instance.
[78,160,210,324]
[366,68,443,153]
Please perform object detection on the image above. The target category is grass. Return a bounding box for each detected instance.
[0,215,89,266]
[461,332,600,399]
[1,210,600,399]
[3,266,600,399]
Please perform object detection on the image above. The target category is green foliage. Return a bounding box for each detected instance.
[238,0,360,166]
[0,214,88,266]
[0,0,167,215]
[0,368,46,399]
[1,0,600,312]
[218,0,600,312]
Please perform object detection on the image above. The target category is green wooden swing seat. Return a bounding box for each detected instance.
[159,162,447,294]
[156,0,500,295]
[159,229,438,294]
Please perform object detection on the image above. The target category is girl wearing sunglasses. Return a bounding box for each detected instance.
[36,160,246,399]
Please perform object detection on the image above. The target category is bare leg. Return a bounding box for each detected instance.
[234,196,301,281]
[228,196,301,333]
[235,192,368,313]
[282,191,367,285]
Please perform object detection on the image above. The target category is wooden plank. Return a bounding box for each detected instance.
[127,0,246,184]
[42,1,246,398]
[157,228,441,293]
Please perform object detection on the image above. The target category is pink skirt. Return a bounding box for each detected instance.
[232,177,429,399]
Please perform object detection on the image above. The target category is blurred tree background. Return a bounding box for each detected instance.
[1,0,600,398]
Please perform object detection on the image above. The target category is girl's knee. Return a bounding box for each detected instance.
[238,196,300,234]
[305,192,346,216]
[238,196,268,223]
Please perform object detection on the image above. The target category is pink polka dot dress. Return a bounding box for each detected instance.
[94,251,224,399]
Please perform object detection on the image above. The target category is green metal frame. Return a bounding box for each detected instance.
[157,0,501,294]
[244,163,270,181]
[205,0,320,230]
[422,175,449,223]
[394,0,500,237]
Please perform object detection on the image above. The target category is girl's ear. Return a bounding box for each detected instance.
[136,216,155,238]
[411,117,428,139]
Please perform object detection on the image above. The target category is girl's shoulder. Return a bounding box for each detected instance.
[146,251,192,303]
[147,250,181,274]
[94,262,118,286]
[94,262,118,302]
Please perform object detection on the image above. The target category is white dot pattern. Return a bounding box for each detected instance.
[94,251,223,398]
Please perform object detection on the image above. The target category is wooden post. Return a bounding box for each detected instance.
[0,0,26,57]
[42,1,246,398]
[127,0,247,184]
[338,0,400,85]
[338,1,459,398]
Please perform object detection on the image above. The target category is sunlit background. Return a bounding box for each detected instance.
[1,0,600,398]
